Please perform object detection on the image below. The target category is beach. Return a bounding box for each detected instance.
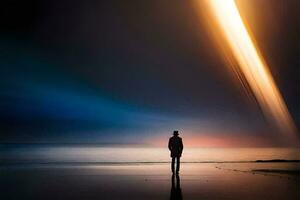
[1,162,300,200]
[1,145,300,199]
[1,0,299,199]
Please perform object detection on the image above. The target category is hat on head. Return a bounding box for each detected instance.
[173,130,179,135]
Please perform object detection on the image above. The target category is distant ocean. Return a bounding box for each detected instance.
[1,144,300,164]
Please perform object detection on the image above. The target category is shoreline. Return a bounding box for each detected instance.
[2,162,300,200]
[1,159,300,166]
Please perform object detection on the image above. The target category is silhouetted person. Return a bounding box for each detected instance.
[170,174,182,200]
[168,130,183,174]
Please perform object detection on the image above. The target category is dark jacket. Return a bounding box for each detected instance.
[168,136,183,157]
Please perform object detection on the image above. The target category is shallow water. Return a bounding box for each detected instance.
[1,163,300,200]
[1,145,300,199]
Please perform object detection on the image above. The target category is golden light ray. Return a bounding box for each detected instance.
[205,0,297,138]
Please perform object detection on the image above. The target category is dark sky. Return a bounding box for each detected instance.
[0,0,299,146]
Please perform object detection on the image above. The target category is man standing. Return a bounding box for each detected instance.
[168,130,184,174]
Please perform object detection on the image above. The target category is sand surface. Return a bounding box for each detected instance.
[1,163,300,200]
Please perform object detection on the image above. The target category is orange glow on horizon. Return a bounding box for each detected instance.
[151,131,278,148]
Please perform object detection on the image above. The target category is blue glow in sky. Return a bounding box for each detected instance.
[0,0,299,146]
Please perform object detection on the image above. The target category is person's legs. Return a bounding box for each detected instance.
[176,157,180,173]
[171,157,175,173]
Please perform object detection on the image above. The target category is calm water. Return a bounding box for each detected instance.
[2,145,300,200]
[1,144,300,163]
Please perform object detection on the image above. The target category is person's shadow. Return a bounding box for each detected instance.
[170,174,183,200]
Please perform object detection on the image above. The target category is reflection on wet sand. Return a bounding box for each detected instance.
[1,163,300,199]
[170,174,183,200]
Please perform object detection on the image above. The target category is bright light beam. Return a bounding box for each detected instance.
[207,0,297,138]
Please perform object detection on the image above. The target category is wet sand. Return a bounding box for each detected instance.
[1,163,300,200]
